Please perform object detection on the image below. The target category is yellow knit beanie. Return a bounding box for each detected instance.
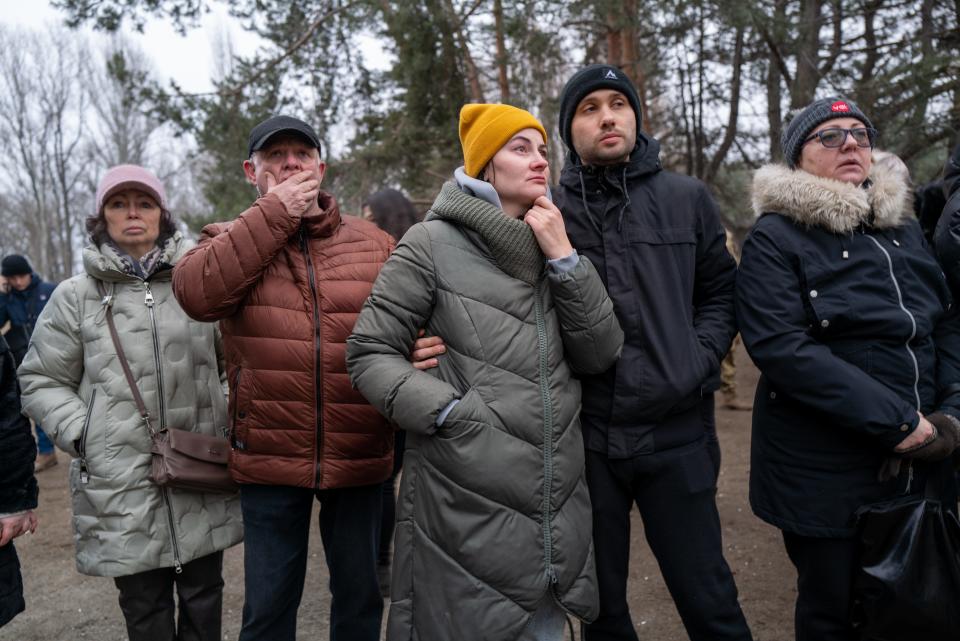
[459,104,548,178]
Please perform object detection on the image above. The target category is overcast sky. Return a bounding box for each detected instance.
[4,1,264,93]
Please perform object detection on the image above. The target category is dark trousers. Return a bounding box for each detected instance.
[0,542,25,628]
[584,438,752,641]
[782,532,859,641]
[379,431,405,565]
[113,551,224,641]
[238,483,383,641]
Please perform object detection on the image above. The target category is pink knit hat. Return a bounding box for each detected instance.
[95,165,167,213]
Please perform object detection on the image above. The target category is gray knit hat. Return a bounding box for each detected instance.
[781,97,875,168]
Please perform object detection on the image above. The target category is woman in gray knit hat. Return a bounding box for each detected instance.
[736,97,960,640]
[347,104,623,641]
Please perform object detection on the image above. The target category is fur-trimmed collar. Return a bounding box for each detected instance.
[751,162,913,233]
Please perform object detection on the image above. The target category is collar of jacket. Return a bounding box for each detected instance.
[84,232,187,283]
[299,190,342,238]
[425,181,545,286]
[751,162,913,234]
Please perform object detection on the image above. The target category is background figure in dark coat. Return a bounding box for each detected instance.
[554,65,750,641]
[360,187,422,595]
[0,333,39,628]
[915,178,945,244]
[737,97,960,641]
[934,141,960,293]
[0,255,57,472]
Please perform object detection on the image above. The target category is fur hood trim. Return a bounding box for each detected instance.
[751,161,912,234]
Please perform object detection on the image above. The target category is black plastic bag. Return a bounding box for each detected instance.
[852,462,960,641]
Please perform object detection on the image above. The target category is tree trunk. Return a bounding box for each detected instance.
[765,0,787,160]
[493,0,510,102]
[706,25,744,184]
[790,0,823,108]
[441,0,485,103]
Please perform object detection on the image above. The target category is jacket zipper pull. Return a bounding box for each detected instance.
[79,463,89,484]
[174,559,182,574]
[144,285,154,307]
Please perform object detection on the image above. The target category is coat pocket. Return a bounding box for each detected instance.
[435,388,488,439]
[801,259,855,334]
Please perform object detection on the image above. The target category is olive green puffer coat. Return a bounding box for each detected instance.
[347,183,624,641]
[19,235,242,577]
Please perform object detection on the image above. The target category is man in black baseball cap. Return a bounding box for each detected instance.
[246,114,322,159]
[554,67,752,641]
[173,115,395,641]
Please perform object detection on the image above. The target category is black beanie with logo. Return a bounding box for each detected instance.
[558,64,643,155]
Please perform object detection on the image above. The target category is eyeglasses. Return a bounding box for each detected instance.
[803,127,877,149]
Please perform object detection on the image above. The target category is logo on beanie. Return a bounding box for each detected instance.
[831,101,850,112]
[604,69,618,80]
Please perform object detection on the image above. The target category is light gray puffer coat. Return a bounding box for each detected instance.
[19,235,242,577]
[347,183,624,641]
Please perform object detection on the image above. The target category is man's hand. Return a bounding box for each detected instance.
[0,511,37,547]
[524,196,575,260]
[264,170,320,219]
[411,329,445,370]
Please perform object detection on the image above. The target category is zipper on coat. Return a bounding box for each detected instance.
[864,235,921,410]
[300,231,325,489]
[143,284,168,427]
[143,281,183,573]
[533,283,556,583]
[231,368,244,450]
[78,389,97,484]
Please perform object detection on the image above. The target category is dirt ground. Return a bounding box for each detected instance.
[1,342,797,641]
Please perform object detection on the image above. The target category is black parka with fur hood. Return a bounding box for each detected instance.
[737,162,960,538]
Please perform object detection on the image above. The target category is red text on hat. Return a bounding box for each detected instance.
[831,101,850,112]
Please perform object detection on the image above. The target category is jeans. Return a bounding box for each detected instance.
[113,551,224,641]
[584,438,752,641]
[34,423,53,455]
[238,483,383,641]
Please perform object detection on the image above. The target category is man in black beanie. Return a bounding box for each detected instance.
[408,65,750,640]
[0,254,58,472]
[554,64,751,641]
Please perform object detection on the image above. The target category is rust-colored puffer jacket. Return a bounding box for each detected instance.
[173,191,395,489]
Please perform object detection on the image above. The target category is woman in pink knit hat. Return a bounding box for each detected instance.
[18,165,242,641]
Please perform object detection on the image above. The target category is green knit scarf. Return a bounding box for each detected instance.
[427,181,545,285]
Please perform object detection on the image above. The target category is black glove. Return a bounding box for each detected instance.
[898,413,960,462]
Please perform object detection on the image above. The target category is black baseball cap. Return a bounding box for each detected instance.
[247,115,322,158]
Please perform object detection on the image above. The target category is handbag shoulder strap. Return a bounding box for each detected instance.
[95,280,155,435]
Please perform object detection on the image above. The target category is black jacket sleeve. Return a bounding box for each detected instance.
[943,141,960,201]
[0,336,38,516]
[934,187,960,293]
[736,224,918,449]
[934,304,960,418]
[692,185,738,369]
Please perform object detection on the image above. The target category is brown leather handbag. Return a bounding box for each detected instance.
[98,281,238,494]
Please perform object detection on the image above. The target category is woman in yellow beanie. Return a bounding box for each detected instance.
[347,104,623,640]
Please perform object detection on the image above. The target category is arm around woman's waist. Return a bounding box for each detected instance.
[347,224,461,435]
[548,254,623,375]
